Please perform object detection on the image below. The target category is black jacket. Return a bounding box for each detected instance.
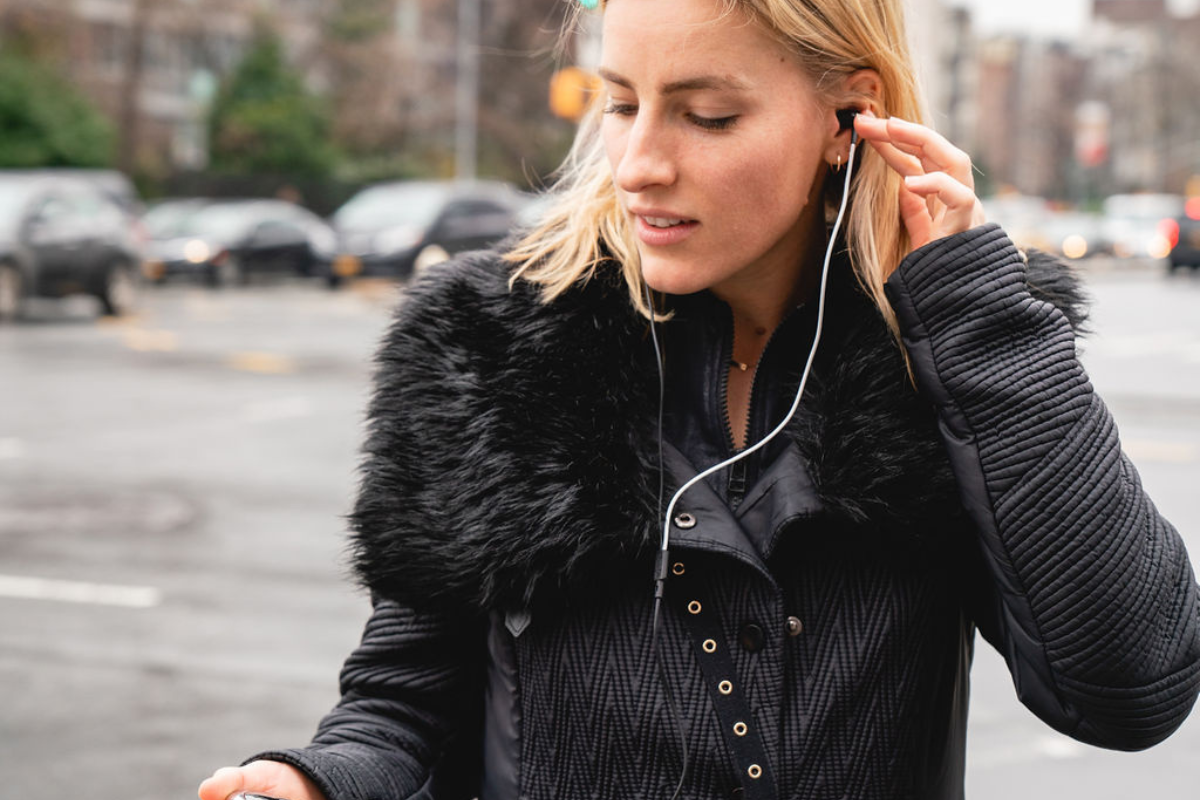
[251,225,1200,800]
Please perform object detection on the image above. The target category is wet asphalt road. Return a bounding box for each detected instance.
[1,263,1198,800]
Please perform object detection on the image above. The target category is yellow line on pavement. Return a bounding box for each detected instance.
[227,351,297,374]
[121,328,179,352]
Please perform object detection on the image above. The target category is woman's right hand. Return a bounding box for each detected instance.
[198,760,327,800]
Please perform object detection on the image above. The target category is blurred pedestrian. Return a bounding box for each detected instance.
[200,1,1200,799]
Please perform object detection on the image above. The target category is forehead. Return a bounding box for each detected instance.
[601,0,788,84]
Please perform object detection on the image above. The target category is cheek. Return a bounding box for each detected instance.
[708,144,815,233]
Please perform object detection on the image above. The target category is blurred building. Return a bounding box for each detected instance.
[972,36,1088,199]
[0,0,332,172]
[965,0,1200,202]
[1085,0,1200,194]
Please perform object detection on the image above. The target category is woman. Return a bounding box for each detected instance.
[200,0,1200,798]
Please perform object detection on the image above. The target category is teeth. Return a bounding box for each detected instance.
[644,216,686,228]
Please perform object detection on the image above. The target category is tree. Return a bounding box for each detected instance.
[207,28,337,176]
[0,49,115,168]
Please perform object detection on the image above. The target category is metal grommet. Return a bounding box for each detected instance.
[733,722,748,737]
[718,680,733,695]
[747,764,762,780]
[687,600,702,615]
[672,562,686,576]
[785,616,803,637]
[702,638,717,653]
[673,512,697,530]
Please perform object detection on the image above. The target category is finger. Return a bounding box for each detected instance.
[903,172,986,234]
[898,180,934,250]
[199,766,247,800]
[863,138,924,179]
[884,118,975,188]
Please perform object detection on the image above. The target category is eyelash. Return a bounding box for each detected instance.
[602,104,739,132]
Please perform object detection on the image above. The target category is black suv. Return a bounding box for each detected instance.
[0,172,143,321]
[323,180,523,287]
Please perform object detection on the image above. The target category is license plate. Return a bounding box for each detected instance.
[1190,229,1200,248]
[334,254,362,278]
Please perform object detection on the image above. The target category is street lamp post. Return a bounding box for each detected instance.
[456,0,480,181]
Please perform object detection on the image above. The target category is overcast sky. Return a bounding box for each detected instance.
[951,0,1200,37]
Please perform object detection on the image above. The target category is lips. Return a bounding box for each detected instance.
[628,208,698,247]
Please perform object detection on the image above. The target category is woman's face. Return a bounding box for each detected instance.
[600,0,836,298]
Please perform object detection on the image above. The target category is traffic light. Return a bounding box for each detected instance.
[550,67,600,122]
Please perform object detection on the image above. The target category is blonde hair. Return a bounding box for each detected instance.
[505,0,927,340]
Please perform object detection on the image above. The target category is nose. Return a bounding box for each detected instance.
[614,115,677,194]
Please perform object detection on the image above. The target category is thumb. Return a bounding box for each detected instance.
[198,761,323,800]
[198,766,250,800]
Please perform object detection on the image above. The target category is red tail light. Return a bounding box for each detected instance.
[1187,197,1200,221]
[1160,218,1180,250]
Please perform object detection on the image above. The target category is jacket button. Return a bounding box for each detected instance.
[785,616,803,637]
[738,622,765,653]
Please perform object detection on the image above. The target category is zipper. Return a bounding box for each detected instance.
[718,305,749,507]
[742,306,800,449]
[729,303,806,508]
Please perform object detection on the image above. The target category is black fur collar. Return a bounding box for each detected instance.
[347,248,1087,613]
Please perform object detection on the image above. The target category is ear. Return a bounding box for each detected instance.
[824,68,883,163]
[827,68,883,137]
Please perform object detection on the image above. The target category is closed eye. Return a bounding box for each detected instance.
[603,103,637,117]
[688,113,739,131]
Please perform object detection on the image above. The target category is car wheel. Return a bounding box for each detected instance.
[413,244,450,278]
[0,261,23,323]
[99,261,139,317]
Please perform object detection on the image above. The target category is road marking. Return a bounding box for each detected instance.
[1090,330,1200,363]
[0,438,24,460]
[971,733,1086,769]
[227,351,297,374]
[0,574,162,609]
[122,328,178,352]
[1125,439,1198,464]
[240,396,315,423]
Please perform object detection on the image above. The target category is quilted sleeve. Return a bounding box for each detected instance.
[245,597,486,800]
[884,223,1200,750]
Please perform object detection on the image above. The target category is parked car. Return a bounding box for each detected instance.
[324,180,523,287]
[141,198,336,286]
[1099,193,1185,259]
[1165,197,1200,272]
[0,172,143,321]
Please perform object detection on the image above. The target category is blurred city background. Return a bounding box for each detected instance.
[1,0,1199,799]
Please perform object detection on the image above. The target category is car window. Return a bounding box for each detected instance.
[176,204,258,238]
[143,201,207,238]
[334,185,448,230]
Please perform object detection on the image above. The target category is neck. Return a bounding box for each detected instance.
[711,214,826,347]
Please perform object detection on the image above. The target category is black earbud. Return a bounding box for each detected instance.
[836,108,860,145]
[836,107,858,132]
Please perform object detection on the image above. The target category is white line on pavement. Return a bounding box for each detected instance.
[0,574,162,609]
[1125,439,1198,464]
[971,733,1087,770]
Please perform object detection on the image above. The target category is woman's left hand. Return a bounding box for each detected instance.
[854,113,988,252]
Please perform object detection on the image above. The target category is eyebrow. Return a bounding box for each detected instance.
[597,68,751,95]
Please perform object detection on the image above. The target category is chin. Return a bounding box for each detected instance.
[638,254,716,297]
